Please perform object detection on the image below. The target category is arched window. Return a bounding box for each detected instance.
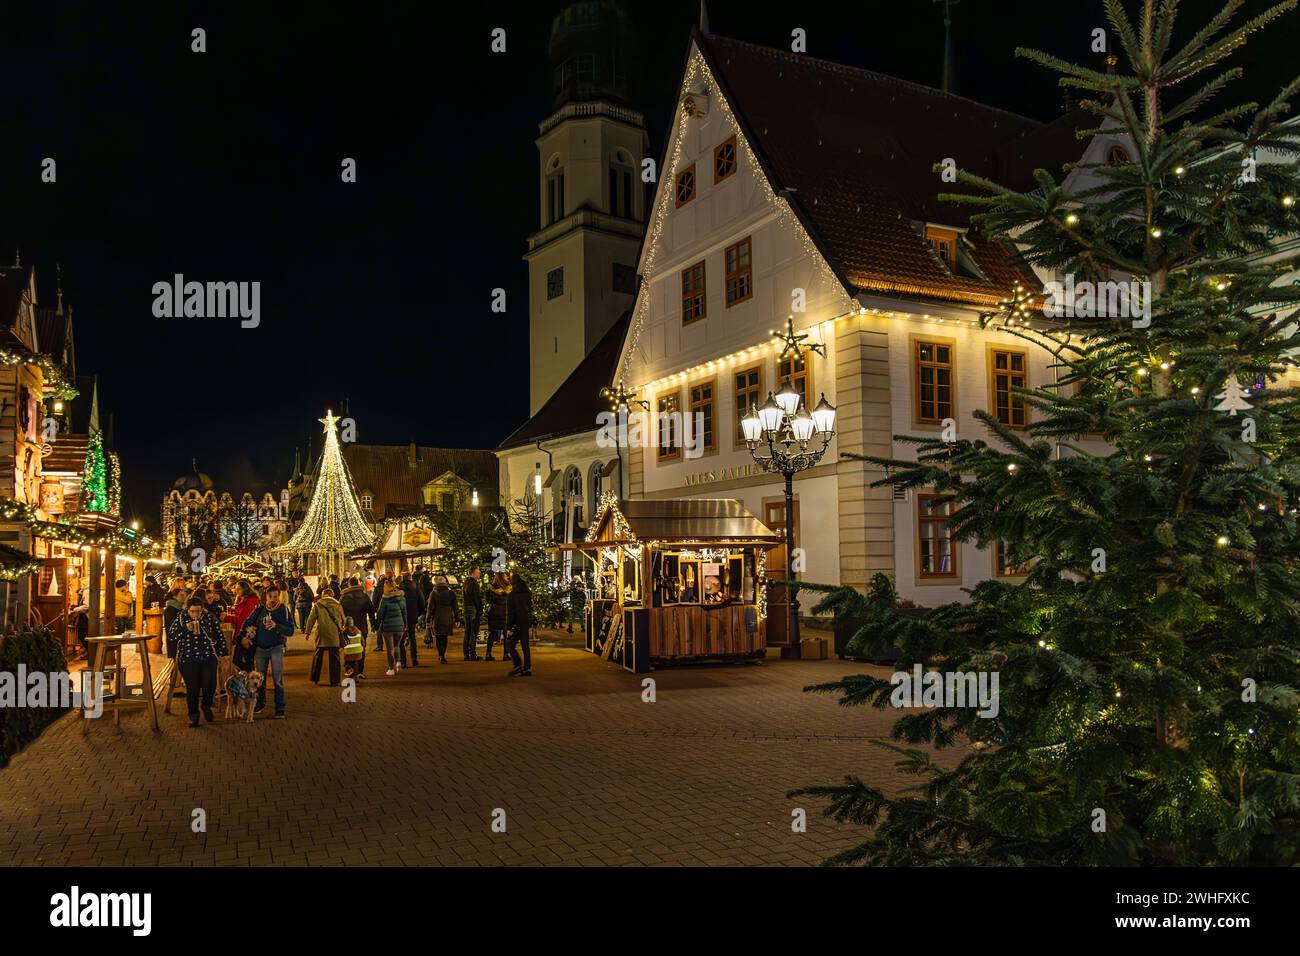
[564,466,583,527]
[1106,144,1130,164]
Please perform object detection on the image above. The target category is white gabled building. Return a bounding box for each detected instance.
[613,28,1107,630]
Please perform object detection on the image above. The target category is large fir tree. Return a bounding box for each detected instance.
[795,0,1300,865]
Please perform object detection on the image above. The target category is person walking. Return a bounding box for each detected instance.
[462,565,483,661]
[567,575,587,634]
[340,576,373,678]
[506,571,534,677]
[248,585,294,717]
[371,571,394,651]
[223,580,262,672]
[400,573,424,667]
[167,595,228,727]
[485,571,511,662]
[428,573,458,664]
[305,587,346,686]
[375,579,407,676]
[293,576,315,632]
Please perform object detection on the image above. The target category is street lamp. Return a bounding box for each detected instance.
[741,389,837,659]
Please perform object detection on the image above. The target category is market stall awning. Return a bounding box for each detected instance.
[208,553,273,575]
[564,497,783,549]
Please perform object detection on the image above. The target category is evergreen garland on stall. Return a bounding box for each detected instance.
[81,432,107,514]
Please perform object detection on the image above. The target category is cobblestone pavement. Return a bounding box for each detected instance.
[0,638,962,866]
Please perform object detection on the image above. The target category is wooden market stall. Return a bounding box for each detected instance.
[356,509,446,575]
[559,497,782,673]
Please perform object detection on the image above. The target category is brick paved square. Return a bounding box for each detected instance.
[0,641,960,866]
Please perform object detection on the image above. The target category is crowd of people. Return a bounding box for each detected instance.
[161,565,537,727]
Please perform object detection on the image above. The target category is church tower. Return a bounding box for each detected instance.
[526,0,649,414]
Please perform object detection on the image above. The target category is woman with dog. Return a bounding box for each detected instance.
[375,578,407,677]
[223,580,262,672]
[167,596,229,727]
[305,588,346,686]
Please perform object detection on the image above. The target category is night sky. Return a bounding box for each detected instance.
[1,0,1293,528]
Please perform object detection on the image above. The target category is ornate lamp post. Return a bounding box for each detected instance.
[741,385,836,658]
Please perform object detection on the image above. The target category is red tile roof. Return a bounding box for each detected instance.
[696,33,1087,308]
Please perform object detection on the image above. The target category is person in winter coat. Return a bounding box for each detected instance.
[567,575,587,634]
[167,596,229,727]
[294,576,316,631]
[400,573,424,666]
[222,580,263,672]
[163,584,189,639]
[142,575,166,609]
[245,585,295,717]
[428,574,459,664]
[305,590,346,686]
[374,579,407,676]
[114,579,134,633]
[371,571,395,651]
[462,566,483,661]
[485,572,511,663]
[506,571,534,677]
[339,576,373,678]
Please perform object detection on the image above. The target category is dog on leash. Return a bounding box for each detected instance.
[224,669,264,722]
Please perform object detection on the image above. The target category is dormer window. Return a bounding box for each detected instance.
[926,226,958,271]
[360,494,373,512]
[1106,145,1130,164]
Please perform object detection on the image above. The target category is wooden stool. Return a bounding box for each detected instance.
[83,634,160,732]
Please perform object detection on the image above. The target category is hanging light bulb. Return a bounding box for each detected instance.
[1150,227,1163,238]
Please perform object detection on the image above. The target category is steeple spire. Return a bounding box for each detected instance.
[933,0,960,94]
[700,0,710,35]
[56,263,64,315]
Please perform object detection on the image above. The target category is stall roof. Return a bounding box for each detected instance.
[578,498,782,546]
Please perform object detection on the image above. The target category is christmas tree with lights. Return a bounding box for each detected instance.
[274,411,374,575]
[796,0,1300,865]
[81,432,108,514]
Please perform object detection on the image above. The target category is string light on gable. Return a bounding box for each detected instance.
[617,48,856,386]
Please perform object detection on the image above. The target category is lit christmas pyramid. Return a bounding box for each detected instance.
[273,410,374,574]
